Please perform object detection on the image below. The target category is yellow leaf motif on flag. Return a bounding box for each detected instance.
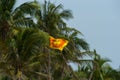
[50,36,68,51]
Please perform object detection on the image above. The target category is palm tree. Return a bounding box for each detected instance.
[0,28,49,80]
[35,1,93,80]
[45,28,92,80]
[0,0,44,79]
[74,50,113,80]
[102,65,120,80]
[0,0,40,40]
[36,1,73,36]
[88,50,111,80]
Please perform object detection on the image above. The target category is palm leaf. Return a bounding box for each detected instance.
[12,1,40,20]
[13,18,36,28]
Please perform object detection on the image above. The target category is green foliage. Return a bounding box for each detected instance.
[36,1,73,35]
[0,28,49,79]
[0,0,39,40]
[0,0,120,80]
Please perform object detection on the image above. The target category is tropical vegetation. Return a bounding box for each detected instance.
[0,0,120,80]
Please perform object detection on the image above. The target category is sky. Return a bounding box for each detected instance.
[16,0,120,69]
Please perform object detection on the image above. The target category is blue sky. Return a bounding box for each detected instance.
[16,0,120,69]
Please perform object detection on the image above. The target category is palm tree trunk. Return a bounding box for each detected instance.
[61,54,79,80]
[48,49,51,80]
[61,64,65,80]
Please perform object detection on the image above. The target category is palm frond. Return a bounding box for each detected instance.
[52,4,63,13]
[60,9,73,20]
[0,0,16,12]
[35,72,49,78]
[13,18,36,28]
[13,1,40,19]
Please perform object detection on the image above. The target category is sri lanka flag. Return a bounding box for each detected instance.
[49,36,68,51]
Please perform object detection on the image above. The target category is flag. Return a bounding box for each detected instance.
[49,36,68,51]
